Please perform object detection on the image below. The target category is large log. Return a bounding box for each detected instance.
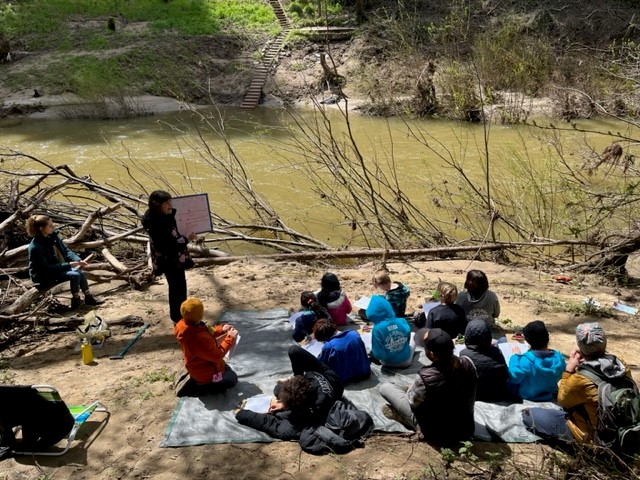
[2,286,42,316]
[101,247,128,273]
[194,240,594,266]
[2,283,67,317]
[194,244,504,266]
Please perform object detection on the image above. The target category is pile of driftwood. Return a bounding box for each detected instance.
[1,148,635,338]
[0,149,333,326]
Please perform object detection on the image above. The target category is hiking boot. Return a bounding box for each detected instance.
[84,293,104,306]
[70,297,82,310]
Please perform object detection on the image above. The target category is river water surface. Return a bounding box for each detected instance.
[0,106,630,251]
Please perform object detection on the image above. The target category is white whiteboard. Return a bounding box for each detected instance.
[171,193,213,236]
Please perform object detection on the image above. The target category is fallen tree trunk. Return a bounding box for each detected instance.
[194,240,595,266]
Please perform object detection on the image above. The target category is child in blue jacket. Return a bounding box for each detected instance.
[314,319,370,384]
[508,320,566,401]
[366,296,414,368]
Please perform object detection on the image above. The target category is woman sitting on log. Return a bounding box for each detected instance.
[26,214,102,309]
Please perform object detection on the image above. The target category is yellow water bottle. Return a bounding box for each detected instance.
[81,338,94,365]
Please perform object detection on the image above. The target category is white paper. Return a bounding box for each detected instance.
[498,342,530,364]
[244,394,272,414]
[303,338,324,357]
[613,302,638,315]
[288,311,303,328]
[353,296,371,310]
[454,342,528,364]
[422,302,440,314]
[359,331,372,352]
[171,193,213,236]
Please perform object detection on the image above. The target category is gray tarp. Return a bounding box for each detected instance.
[161,309,550,447]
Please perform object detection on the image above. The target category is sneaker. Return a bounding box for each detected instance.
[84,294,104,306]
[70,297,82,310]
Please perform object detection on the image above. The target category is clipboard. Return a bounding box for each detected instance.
[171,193,213,237]
[354,296,371,310]
[216,333,240,360]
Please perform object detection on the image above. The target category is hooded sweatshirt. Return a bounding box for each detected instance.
[422,303,467,339]
[455,290,500,325]
[174,321,234,384]
[508,349,566,401]
[459,320,509,402]
[384,282,411,317]
[558,354,632,443]
[366,296,411,366]
[28,230,81,287]
[316,290,352,326]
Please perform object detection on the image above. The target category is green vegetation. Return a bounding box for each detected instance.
[0,358,15,385]
[1,0,639,123]
[287,0,346,27]
[0,0,278,105]
[129,367,174,387]
[474,19,552,95]
[1,0,277,41]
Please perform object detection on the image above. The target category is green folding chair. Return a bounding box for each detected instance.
[2,384,109,456]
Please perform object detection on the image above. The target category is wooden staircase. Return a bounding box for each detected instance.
[240,0,291,109]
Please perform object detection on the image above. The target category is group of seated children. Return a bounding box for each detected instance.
[378,320,628,449]
[294,269,502,379]
[170,270,636,454]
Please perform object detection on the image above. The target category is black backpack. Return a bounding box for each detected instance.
[578,363,640,456]
[298,399,374,455]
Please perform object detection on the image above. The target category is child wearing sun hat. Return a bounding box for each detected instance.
[173,297,239,396]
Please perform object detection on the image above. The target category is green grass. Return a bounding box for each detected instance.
[129,367,174,387]
[1,0,278,45]
[4,43,205,98]
[0,0,275,103]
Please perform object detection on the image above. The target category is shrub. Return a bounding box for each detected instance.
[436,60,482,121]
[473,19,552,95]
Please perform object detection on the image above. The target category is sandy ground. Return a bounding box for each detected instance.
[0,257,639,479]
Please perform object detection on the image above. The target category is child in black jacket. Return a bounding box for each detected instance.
[236,345,344,440]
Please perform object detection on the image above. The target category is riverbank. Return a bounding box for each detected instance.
[1,258,639,479]
[2,1,637,123]
[0,84,553,122]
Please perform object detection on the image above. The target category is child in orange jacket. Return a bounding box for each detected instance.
[173,297,239,396]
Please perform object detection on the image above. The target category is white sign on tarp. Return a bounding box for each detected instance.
[171,193,213,237]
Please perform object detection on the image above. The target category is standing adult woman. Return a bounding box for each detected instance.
[26,214,101,309]
[141,190,195,323]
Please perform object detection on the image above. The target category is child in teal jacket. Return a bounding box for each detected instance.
[508,320,566,401]
[366,296,414,368]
